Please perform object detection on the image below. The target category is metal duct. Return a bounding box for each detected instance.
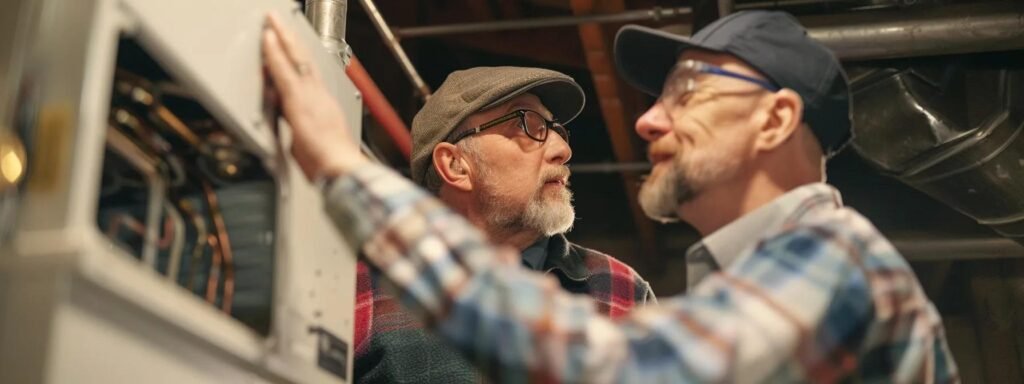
[387,2,1024,62]
[391,1,884,39]
[803,2,1024,60]
[304,0,349,60]
[849,53,1024,246]
[393,7,693,38]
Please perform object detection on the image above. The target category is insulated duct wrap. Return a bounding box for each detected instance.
[850,54,1024,245]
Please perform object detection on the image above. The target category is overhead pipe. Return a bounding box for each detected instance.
[394,6,693,38]
[346,55,412,161]
[891,238,1024,262]
[718,0,735,16]
[393,2,1024,62]
[803,2,1024,61]
[303,0,413,162]
[569,162,651,174]
[391,1,878,39]
[358,0,431,101]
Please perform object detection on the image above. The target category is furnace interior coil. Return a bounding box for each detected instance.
[99,37,275,335]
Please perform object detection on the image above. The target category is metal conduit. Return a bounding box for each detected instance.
[358,0,432,100]
[803,2,1024,61]
[392,1,873,39]
[393,2,1024,61]
[395,7,693,38]
[304,0,414,162]
[891,238,1024,262]
[569,162,651,174]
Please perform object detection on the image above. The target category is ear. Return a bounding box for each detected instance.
[432,143,474,192]
[755,89,803,152]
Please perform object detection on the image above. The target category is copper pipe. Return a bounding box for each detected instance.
[157,214,173,248]
[204,234,221,305]
[154,106,202,148]
[105,214,145,238]
[357,0,431,99]
[346,55,412,161]
[201,181,234,314]
[114,70,203,149]
[178,199,208,291]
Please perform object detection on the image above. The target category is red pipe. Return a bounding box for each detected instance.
[346,55,413,162]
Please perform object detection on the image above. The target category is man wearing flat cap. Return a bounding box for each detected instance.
[352,66,655,383]
[262,8,959,383]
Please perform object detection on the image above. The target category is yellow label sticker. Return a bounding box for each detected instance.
[28,103,74,193]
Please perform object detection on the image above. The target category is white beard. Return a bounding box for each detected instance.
[521,185,575,236]
[476,168,575,237]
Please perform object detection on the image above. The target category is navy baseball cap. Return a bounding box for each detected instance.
[614,11,852,155]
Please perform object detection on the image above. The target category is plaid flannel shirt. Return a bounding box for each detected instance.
[325,163,959,383]
[353,235,655,383]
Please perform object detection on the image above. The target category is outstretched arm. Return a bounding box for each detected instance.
[262,13,874,383]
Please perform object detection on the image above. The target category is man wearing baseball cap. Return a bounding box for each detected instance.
[353,67,655,383]
[262,9,959,383]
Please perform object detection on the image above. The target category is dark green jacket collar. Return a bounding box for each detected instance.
[541,233,591,281]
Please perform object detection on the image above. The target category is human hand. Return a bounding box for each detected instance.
[262,12,368,181]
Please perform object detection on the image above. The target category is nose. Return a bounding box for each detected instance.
[545,131,572,165]
[635,103,672,143]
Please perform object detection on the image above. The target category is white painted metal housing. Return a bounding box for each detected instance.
[0,0,361,382]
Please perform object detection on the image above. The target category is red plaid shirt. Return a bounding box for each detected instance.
[352,234,655,383]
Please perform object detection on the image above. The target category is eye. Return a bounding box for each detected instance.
[677,90,695,106]
[516,117,528,132]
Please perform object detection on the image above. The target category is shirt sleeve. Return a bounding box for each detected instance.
[323,163,876,383]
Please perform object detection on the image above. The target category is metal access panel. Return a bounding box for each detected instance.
[0,0,360,383]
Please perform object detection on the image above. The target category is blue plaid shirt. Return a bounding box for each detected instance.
[324,163,959,383]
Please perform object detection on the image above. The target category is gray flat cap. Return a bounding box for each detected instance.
[410,66,585,186]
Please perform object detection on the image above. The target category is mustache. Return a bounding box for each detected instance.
[541,166,571,186]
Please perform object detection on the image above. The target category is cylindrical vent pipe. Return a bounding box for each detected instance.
[304,0,349,59]
[803,2,1024,61]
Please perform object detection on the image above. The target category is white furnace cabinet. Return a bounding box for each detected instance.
[0,0,362,383]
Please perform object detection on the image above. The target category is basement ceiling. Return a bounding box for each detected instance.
[341,0,1023,295]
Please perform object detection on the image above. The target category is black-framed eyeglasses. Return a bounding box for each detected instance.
[661,59,780,107]
[447,109,569,144]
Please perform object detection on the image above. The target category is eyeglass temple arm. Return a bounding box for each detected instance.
[477,110,523,130]
[451,110,523,143]
[702,66,780,91]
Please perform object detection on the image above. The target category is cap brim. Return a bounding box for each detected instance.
[481,78,585,126]
[614,25,713,97]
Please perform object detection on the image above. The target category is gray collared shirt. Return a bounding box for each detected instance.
[685,182,843,289]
